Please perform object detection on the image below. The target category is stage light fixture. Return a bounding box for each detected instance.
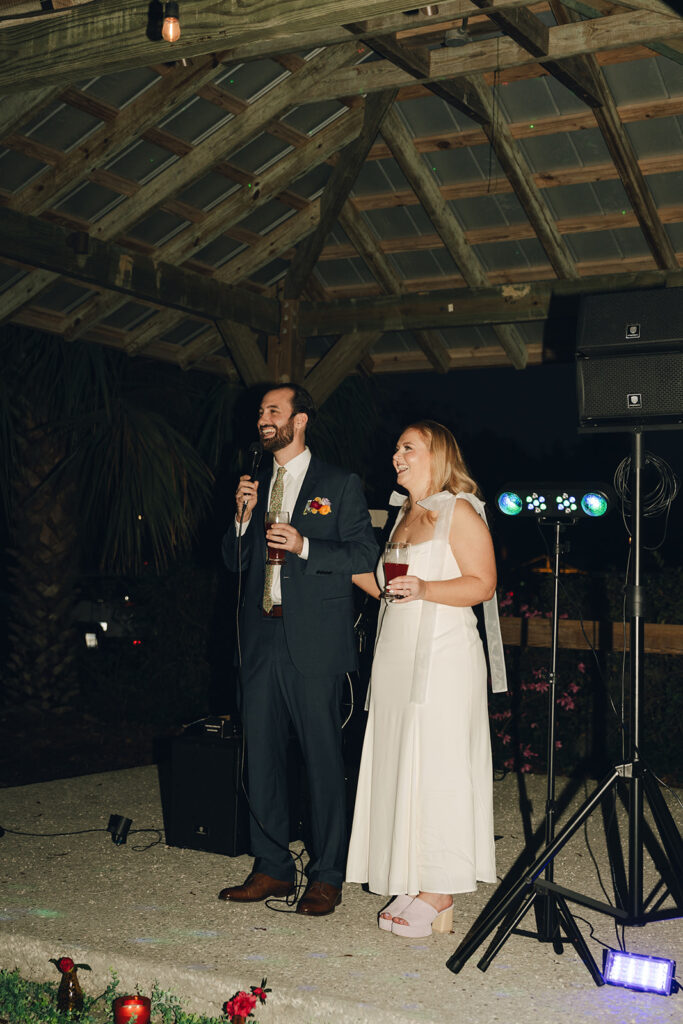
[107,814,132,845]
[602,950,677,996]
[496,483,613,520]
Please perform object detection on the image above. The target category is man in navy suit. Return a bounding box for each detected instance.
[219,384,378,916]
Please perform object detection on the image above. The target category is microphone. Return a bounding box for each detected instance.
[247,440,263,480]
[241,440,263,517]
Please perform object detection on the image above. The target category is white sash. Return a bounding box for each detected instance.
[373,489,507,706]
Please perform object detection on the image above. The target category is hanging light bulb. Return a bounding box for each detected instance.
[420,5,440,14]
[162,1,181,43]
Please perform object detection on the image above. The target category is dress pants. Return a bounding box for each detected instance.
[239,612,347,888]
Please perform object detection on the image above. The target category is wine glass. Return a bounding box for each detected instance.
[383,541,410,603]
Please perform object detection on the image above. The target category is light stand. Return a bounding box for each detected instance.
[448,445,683,983]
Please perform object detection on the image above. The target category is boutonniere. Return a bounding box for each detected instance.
[303,496,332,516]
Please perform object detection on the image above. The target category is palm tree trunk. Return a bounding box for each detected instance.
[4,404,81,712]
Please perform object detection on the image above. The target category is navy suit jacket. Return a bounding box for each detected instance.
[223,455,378,676]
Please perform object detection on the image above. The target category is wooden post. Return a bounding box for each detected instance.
[267,297,304,384]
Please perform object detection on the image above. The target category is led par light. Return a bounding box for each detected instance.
[496,483,613,520]
[602,949,677,996]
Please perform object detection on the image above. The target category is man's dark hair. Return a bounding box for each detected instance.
[263,382,317,427]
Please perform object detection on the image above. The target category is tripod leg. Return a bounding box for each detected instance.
[601,786,627,910]
[476,890,538,973]
[642,770,683,908]
[554,893,604,987]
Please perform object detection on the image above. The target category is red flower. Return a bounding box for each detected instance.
[223,991,257,1021]
[57,957,74,974]
[310,500,321,510]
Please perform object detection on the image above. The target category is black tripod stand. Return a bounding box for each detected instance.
[447,430,683,984]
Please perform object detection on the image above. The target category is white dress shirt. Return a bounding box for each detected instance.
[237,446,311,605]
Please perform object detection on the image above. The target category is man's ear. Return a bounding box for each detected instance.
[293,412,309,434]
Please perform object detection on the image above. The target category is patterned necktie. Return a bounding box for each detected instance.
[263,465,286,613]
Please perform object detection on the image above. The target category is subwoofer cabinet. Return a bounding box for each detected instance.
[576,289,683,432]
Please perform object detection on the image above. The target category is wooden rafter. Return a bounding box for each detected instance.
[379,105,528,369]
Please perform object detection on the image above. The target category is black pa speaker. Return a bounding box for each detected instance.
[576,289,683,432]
[164,732,250,856]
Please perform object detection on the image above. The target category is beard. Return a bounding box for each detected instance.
[260,416,295,452]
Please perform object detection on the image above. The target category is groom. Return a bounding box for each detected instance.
[220,383,378,916]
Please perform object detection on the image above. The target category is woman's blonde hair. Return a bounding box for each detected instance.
[404,420,482,498]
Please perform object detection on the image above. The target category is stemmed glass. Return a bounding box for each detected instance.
[383,541,410,603]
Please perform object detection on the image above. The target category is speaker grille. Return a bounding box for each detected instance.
[577,352,683,429]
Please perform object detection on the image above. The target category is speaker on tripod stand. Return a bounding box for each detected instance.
[447,288,683,985]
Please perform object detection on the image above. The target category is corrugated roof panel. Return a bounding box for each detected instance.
[474,237,547,272]
[227,132,292,174]
[363,205,427,240]
[625,115,683,160]
[496,73,585,123]
[81,68,159,107]
[249,256,290,286]
[128,209,189,247]
[423,144,499,184]
[289,163,332,200]
[449,191,527,231]
[388,248,453,281]
[176,172,239,212]
[105,139,178,184]
[101,303,155,329]
[37,280,93,313]
[647,170,683,206]
[216,59,290,103]
[522,127,610,171]
[398,93,477,136]
[542,180,631,221]
[312,257,375,289]
[159,318,209,345]
[193,235,246,269]
[282,100,347,136]
[238,198,294,235]
[353,156,410,194]
[603,55,683,106]
[0,147,46,192]
[159,97,232,145]
[564,227,648,264]
[55,180,125,221]
[21,103,101,153]
[0,263,26,292]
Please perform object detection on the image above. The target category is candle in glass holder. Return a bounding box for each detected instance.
[113,994,151,1023]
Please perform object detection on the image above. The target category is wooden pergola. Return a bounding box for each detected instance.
[0,0,682,405]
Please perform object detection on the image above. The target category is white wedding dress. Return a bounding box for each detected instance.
[346,494,498,896]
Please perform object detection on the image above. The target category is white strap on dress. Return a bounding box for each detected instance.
[385,489,508,703]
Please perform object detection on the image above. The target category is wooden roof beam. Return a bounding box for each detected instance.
[215,320,270,388]
[338,202,451,374]
[379,104,527,368]
[0,1,566,93]
[300,268,683,336]
[0,42,359,326]
[0,207,280,334]
[311,10,683,101]
[60,105,363,343]
[550,0,679,271]
[305,331,384,407]
[283,88,397,299]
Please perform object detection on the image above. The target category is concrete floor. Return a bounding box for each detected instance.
[0,765,681,1023]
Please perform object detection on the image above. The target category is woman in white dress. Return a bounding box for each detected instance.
[346,421,502,937]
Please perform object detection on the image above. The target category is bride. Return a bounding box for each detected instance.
[346,420,506,937]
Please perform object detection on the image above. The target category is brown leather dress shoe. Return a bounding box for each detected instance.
[295,881,342,917]
[218,872,295,902]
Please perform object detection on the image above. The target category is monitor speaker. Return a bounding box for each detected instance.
[164,732,250,857]
[576,289,683,432]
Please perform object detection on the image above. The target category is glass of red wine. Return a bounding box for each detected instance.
[383,541,410,603]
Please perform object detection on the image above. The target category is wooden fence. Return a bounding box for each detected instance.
[499,618,683,655]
